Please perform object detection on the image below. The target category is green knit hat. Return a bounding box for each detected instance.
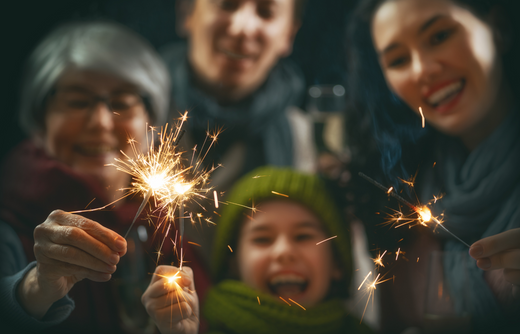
[212,166,352,291]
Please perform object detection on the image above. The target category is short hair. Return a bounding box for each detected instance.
[19,21,170,134]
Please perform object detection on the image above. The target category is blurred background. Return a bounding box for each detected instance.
[1,0,356,160]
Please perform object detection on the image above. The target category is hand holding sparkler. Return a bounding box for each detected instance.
[469,228,520,289]
[142,265,199,334]
[18,210,127,320]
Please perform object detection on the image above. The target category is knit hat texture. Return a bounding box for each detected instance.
[212,166,352,288]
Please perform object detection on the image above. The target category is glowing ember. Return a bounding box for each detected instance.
[416,206,432,223]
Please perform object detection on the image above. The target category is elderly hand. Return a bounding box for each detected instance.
[142,265,199,334]
[469,228,520,288]
[18,209,127,319]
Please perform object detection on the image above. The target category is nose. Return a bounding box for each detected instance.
[86,101,115,130]
[411,51,443,84]
[271,235,296,264]
[228,2,261,37]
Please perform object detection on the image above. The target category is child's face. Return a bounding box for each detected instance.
[236,201,341,307]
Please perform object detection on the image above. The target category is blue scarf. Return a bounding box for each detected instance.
[419,110,520,329]
[162,43,305,169]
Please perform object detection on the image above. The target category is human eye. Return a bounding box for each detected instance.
[257,2,274,19]
[386,55,409,69]
[251,235,272,245]
[216,0,238,11]
[430,28,455,46]
[110,93,141,111]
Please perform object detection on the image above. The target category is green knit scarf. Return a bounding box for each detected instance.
[203,280,372,334]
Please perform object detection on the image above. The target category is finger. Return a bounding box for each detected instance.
[47,210,127,254]
[476,249,520,271]
[40,242,117,274]
[37,255,112,282]
[469,228,520,259]
[144,287,194,310]
[147,300,194,324]
[46,225,120,266]
[504,269,520,286]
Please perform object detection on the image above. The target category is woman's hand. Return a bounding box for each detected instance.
[142,265,199,334]
[18,209,127,319]
[469,228,520,287]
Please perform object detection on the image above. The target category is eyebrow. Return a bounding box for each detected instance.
[380,14,448,56]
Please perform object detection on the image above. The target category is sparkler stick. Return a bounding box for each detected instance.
[179,201,184,270]
[124,188,152,239]
[358,172,470,247]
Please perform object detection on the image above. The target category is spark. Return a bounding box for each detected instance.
[104,111,221,265]
[213,190,219,208]
[359,272,393,322]
[387,187,394,194]
[257,296,261,305]
[228,245,233,252]
[316,235,337,246]
[279,296,291,306]
[271,191,289,198]
[419,107,425,128]
[396,248,401,260]
[372,250,388,268]
[359,172,470,247]
[288,298,306,311]
[358,271,372,290]
[188,241,201,247]
[417,257,420,262]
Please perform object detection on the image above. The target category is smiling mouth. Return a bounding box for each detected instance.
[426,79,465,108]
[268,274,308,297]
[219,47,253,60]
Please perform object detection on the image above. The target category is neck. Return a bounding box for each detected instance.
[461,83,514,150]
[189,60,262,106]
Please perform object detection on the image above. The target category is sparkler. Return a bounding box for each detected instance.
[107,111,221,266]
[358,172,470,247]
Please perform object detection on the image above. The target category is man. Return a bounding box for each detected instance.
[161,0,314,192]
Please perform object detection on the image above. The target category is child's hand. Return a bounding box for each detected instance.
[142,265,199,334]
[469,228,520,289]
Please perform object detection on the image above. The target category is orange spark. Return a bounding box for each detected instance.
[396,247,401,260]
[288,298,306,311]
[316,235,337,246]
[271,191,289,198]
[358,271,372,290]
[387,187,394,194]
[279,296,291,306]
[257,296,261,305]
[372,250,388,268]
[419,107,425,128]
[188,241,201,247]
[228,245,233,252]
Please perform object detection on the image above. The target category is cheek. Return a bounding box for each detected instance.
[117,116,149,152]
[43,115,80,158]
[237,247,267,287]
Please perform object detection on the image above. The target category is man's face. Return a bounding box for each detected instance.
[185,0,298,100]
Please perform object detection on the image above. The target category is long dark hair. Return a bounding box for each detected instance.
[345,0,520,189]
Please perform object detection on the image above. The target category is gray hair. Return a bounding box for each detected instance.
[19,21,170,134]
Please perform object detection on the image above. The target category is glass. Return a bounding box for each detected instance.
[423,251,472,334]
[306,84,346,154]
[51,87,145,121]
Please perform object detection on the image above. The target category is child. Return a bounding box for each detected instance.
[142,166,372,334]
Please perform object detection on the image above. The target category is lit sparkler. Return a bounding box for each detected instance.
[359,172,470,247]
[107,111,221,266]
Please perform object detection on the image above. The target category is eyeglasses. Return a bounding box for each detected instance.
[49,87,147,121]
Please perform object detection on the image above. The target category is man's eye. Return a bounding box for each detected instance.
[257,6,274,19]
[431,29,453,45]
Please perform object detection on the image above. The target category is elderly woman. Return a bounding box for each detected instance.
[0,21,207,333]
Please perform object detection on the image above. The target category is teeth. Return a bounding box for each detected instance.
[221,49,248,59]
[427,80,464,106]
[269,274,306,285]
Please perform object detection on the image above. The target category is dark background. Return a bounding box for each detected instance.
[1,0,355,160]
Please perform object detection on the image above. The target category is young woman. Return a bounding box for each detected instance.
[346,0,520,332]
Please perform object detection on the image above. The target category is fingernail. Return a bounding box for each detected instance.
[469,244,483,258]
[106,264,117,273]
[109,253,120,265]
[478,258,491,269]
[115,238,126,251]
